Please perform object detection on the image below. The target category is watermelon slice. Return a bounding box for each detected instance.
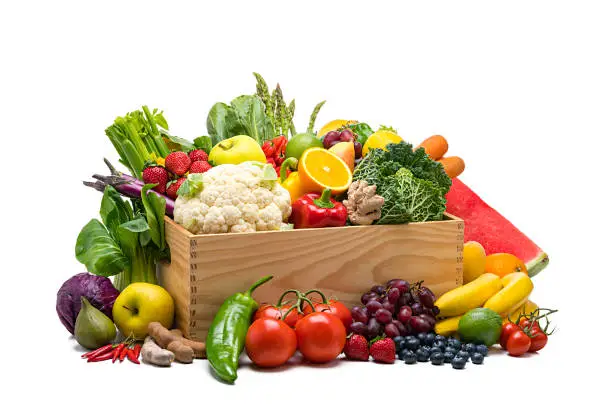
[446,178,549,277]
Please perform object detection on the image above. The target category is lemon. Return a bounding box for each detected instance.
[463,241,486,283]
[362,130,403,155]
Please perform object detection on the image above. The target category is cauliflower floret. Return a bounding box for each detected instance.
[174,162,292,235]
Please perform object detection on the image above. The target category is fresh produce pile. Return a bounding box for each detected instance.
[56,73,555,378]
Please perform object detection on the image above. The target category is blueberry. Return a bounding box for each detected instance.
[432,340,446,351]
[475,344,488,356]
[434,335,447,343]
[457,350,470,359]
[451,356,467,369]
[430,352,445,365]
[443,351,456,363]
[424,333,435,346]
[417,333,427,343]
[448,338,462,349]
[429,347,443,355]
[393,336,404,348]
[462,343,476,354]
[420,345,431,354]
[405,337,420,351]
[416,348,430,362]
[445,347,458,356]
[471,352,484,364]
[403,351,417,364]
[398,348,410,360]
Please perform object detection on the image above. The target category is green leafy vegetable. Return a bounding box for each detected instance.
[349,123,374,145]
[353,142,451,224]
[75,220,129,277]
[193,136,213,153]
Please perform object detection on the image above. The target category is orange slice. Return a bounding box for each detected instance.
[298,147,353,194]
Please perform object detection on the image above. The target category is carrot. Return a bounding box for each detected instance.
[438,156,465,178]
[416,135,448,160]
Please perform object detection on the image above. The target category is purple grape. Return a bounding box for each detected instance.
[339,129,354,142]
[361,291,377,305]
[398,292,412,308]
[322,131,341,149]
[418,287,436,308]
[387,287,400,304]
[431,305,440,316]
[391,280,410,294]
[387,279,400,287]
[370,285,385,295]
[422,307,435,317]
[351,306,368,324]
[398,305,413,324]
[408,316,432,333]
[374,308,393,324]
[384,323,401,338]
[353,141,363,159]
[367,317,382,338]
[365,300,383,315]
[350,321,368,336]
[411,302,424,315]
[382,301,395,313]
[392,319,408,336]
[420,314,437,327]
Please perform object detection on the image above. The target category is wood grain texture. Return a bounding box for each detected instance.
[159,215,464,342]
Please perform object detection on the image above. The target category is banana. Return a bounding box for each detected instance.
[434,273,503,317]
[434,316,462,336]
[507,299,539,322]
[484,272,534,316]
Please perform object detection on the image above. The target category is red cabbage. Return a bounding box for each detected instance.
[56,273,119,335]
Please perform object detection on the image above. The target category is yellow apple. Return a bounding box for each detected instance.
[112,283,174,339]
[209,135,266,165]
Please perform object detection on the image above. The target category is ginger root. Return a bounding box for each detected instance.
[147,322,206,362]
[343,180,385,225]
[141,336,174,367]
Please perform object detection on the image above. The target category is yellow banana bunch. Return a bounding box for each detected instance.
[434,272,534,336]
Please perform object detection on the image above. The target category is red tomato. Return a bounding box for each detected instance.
[302,300,352,330]
[528,328,548,352]
[506,330,531,357]
[295,312,346,363]
[500,322,520,349]
[280,304,303,328]
[253,304,282,321]
[245,318,297,368]
[519,317,542,332]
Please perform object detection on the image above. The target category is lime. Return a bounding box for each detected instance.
[286,133,323,160]
[458,308,503,346]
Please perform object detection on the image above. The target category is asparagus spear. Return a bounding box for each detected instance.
[307,100,326,134]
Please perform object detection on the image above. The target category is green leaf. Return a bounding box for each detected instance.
[349,122,374,145]
[206,102,244,146]
[163,134,194,151]
[231,95,274,144]
[153,111,169,130]
[141,184,166,250]
[139,229,152,247]
[177,173,205,198]
[75,219,128,277]
[119,217,150,233]
[193,136,212,153]
[100,186,133,239]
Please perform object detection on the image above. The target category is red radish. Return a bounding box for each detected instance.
[189,161,212,174]
[165,152,191,176]
[166,178,186,200]
[142,166,168,194]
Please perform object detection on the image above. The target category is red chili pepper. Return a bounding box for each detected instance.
[81,344,113,359]
[262,141,276,157]
[126,348,140,365]
[87,349,115,363]
[290,188,348,228]
[133,344,142,359]
[119,346,130,362]
[112,343,125,363]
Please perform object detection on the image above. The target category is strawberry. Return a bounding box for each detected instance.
[166,177,186,200]
[369,338,395,364]
[142,166,168,194]
[343,334,369,361]
[189,161,212,174]
[165,151,191,176]
[188,149,208,163]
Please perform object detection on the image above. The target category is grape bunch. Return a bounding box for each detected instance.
[322,129,363,159]
[349,279,439,339]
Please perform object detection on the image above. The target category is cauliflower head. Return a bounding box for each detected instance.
[174,162,291,234]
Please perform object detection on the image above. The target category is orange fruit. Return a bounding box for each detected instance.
[298,147,353,194]
[484,253,528,278]
[463,241,486,283]
[328,141,355,172]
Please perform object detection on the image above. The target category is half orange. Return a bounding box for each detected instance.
[298,147,353,194]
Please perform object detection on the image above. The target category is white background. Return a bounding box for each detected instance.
[1,1,610,406]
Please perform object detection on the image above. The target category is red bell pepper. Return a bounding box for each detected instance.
[291,188,348,229]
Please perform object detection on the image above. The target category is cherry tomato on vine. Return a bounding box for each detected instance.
[528,328,548,352]
[245,318,297,368]
[302,300,352,330]
[295,312,346,363]
[519,317,542,332]
[500,322,520,349]
[280,304,303,328]
[506,330,531,357]
[253,304,282,321]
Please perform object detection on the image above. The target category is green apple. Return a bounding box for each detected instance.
[209,135,266,165]
[112,282,174,339]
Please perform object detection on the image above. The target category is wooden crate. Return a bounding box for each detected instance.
[159,215,464,341]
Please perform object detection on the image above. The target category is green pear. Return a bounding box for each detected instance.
[209,135,266,165]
